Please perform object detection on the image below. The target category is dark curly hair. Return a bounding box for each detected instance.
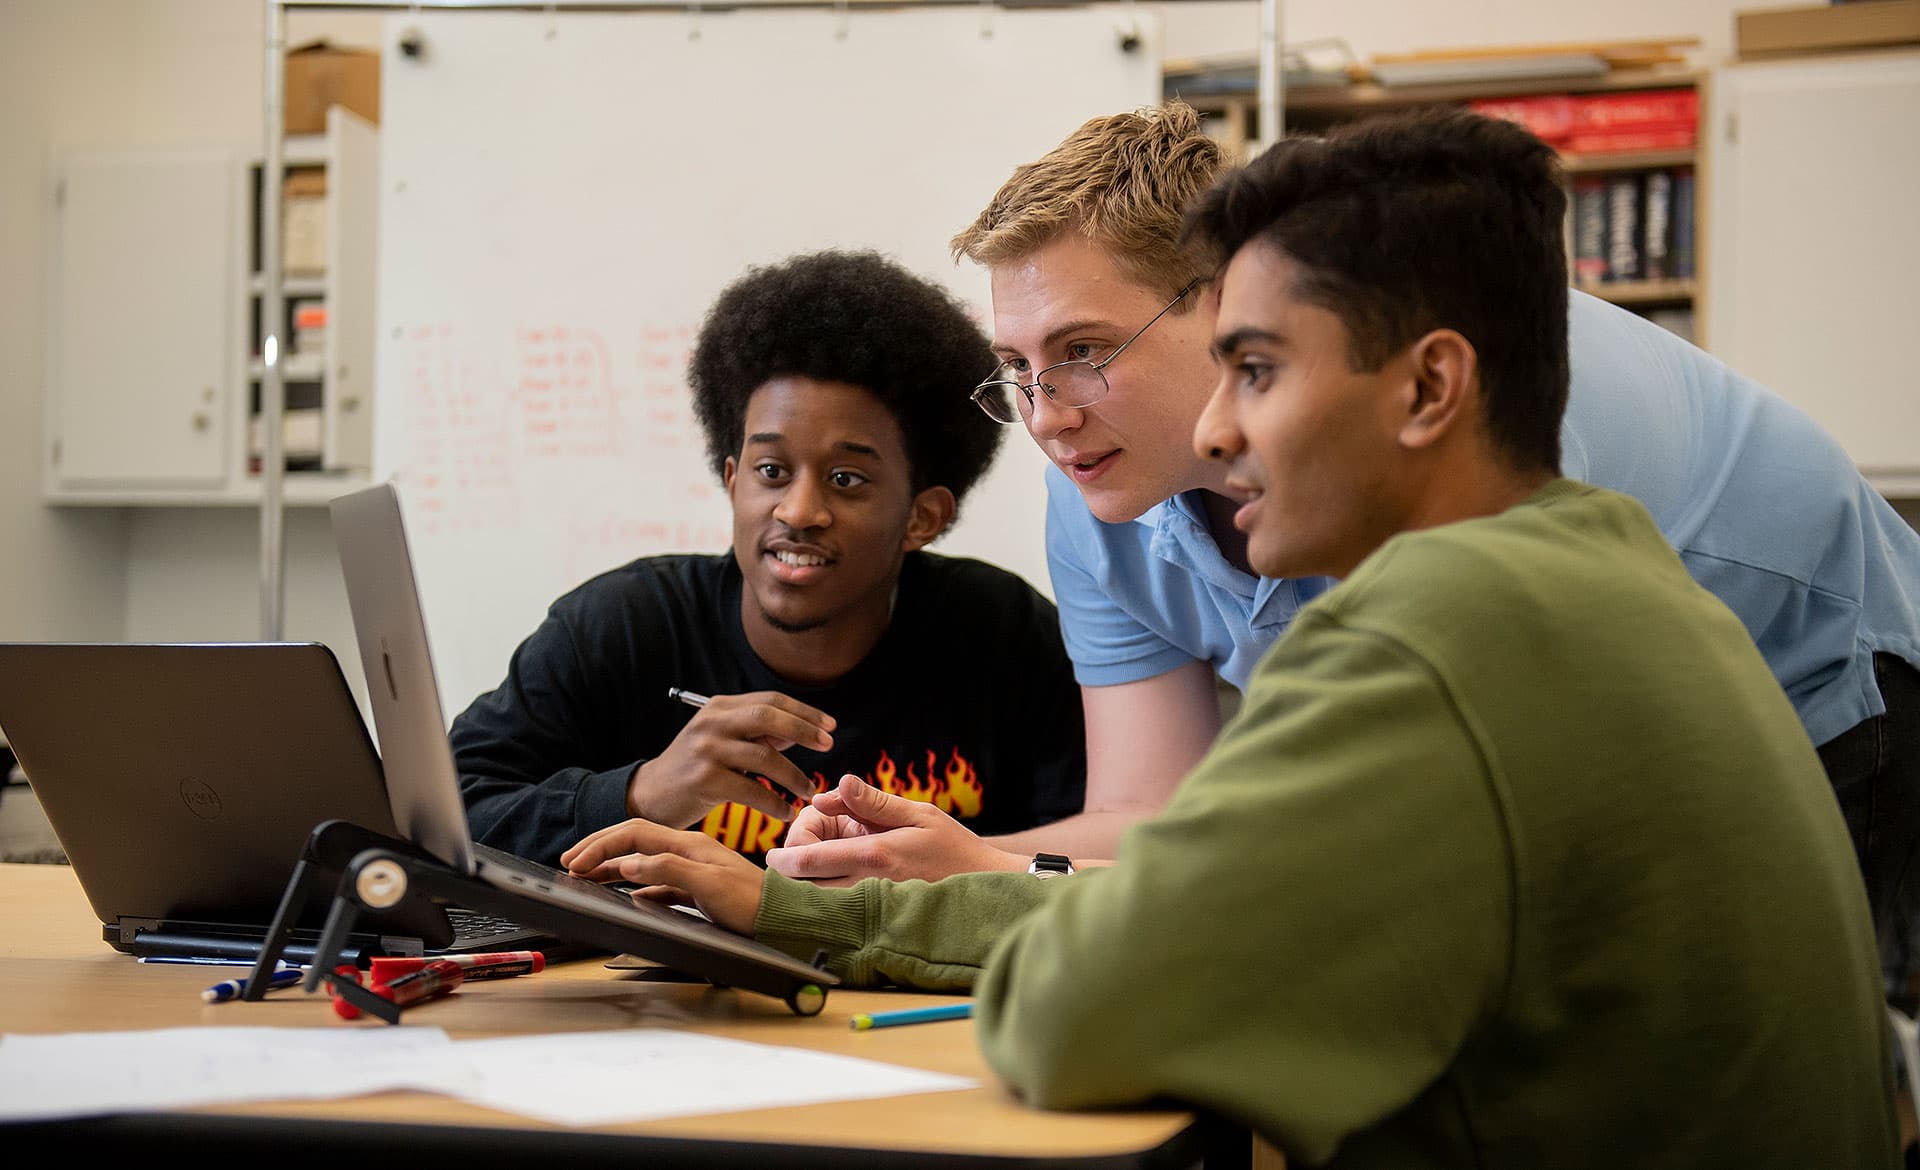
[688,250,1003,522]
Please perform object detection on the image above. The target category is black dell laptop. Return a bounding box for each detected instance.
[0,641,548,964]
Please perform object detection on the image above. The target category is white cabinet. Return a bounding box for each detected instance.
[1706,50,1920,496]
[46,110,380,506]
[46,148,237,489]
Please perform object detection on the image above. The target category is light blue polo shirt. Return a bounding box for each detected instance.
[1045,289,1920,748]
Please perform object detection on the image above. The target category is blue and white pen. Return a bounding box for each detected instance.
[143,955,302,968]
[201,967,304,1004]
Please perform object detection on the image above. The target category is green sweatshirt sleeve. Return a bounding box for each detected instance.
[755,868,1053,991]
[972,617,1514,1165]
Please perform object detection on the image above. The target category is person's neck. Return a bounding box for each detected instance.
[1400,462,1556,536]
[742,585,897,688]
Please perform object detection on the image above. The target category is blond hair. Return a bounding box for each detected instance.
[951,101,1228,300]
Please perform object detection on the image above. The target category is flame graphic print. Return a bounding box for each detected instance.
[700,745,983,859]
[869,748,983,818]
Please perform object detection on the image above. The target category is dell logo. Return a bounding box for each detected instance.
[179,777,223,821]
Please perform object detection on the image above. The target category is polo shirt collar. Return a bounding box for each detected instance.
[1142,491,1303,627]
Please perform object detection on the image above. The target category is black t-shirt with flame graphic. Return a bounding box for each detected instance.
[450,551,1087,867]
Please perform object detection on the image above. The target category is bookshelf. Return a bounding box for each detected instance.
[43,109,378,507]
[1166,67,1706,342]
[246,106,379,486]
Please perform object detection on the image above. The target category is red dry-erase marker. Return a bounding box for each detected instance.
[369,950,545,986]
[333,957,465,1020]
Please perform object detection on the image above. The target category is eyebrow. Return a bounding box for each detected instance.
[990,317,1118,356]
[1210,327,1284,361]
[744,432,886,460]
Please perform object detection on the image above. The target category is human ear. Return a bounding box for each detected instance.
[1399,329,1477,452]
[902,485,957,551]
[722,455,738,492]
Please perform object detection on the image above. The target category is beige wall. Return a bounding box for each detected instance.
[0,0,375,664]
[0,0,1903,679]
[0,2,139,643]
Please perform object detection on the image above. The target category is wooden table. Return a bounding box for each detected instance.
[0,863,1230,1166]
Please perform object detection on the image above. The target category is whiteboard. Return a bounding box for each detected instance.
[374,7,1160,714]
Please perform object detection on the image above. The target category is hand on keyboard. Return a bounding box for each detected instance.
[561,819,765,935]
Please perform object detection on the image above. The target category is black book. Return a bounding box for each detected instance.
[1670,166,1697,280]
[1642,169,1673,281]
[1572,176,1609,286]
[1605,173,1643,283]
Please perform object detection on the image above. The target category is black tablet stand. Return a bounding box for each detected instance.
[243,819,832,1021]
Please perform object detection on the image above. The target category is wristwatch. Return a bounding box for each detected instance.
[1028,852,1075,879]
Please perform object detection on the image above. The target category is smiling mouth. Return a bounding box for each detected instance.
[764,546,834,586]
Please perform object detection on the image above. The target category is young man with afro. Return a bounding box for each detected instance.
[449,250,1085,868]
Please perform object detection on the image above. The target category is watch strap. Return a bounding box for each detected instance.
[1028,851,1075,878]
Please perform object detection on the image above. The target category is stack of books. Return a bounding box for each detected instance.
[1470,89,1699,154]
[1570,166,1695,286]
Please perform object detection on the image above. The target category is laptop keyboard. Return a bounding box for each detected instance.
[444,905,534,947]
[473,841,647,912]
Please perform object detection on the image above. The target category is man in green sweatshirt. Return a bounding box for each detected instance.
[562,108,1898,1168]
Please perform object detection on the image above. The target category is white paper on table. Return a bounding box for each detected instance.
[0,1027,463,1122]
[422,1029,979,1126]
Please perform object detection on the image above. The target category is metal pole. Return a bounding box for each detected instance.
[1256,0,1283,154]
[260,0,288,640]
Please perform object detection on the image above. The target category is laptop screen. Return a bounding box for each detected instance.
[329,482,481,876]
[0,642,399,933]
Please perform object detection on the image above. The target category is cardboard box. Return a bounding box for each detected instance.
[284,40,380,134]
[1737,0,1920,58]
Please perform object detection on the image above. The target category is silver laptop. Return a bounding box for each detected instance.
[0,641,539,961]
[329,481,836,1011]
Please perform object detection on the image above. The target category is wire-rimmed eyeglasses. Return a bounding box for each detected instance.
[970,278,1202,425]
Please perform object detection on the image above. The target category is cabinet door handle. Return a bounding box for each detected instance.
[192,412,211,432]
